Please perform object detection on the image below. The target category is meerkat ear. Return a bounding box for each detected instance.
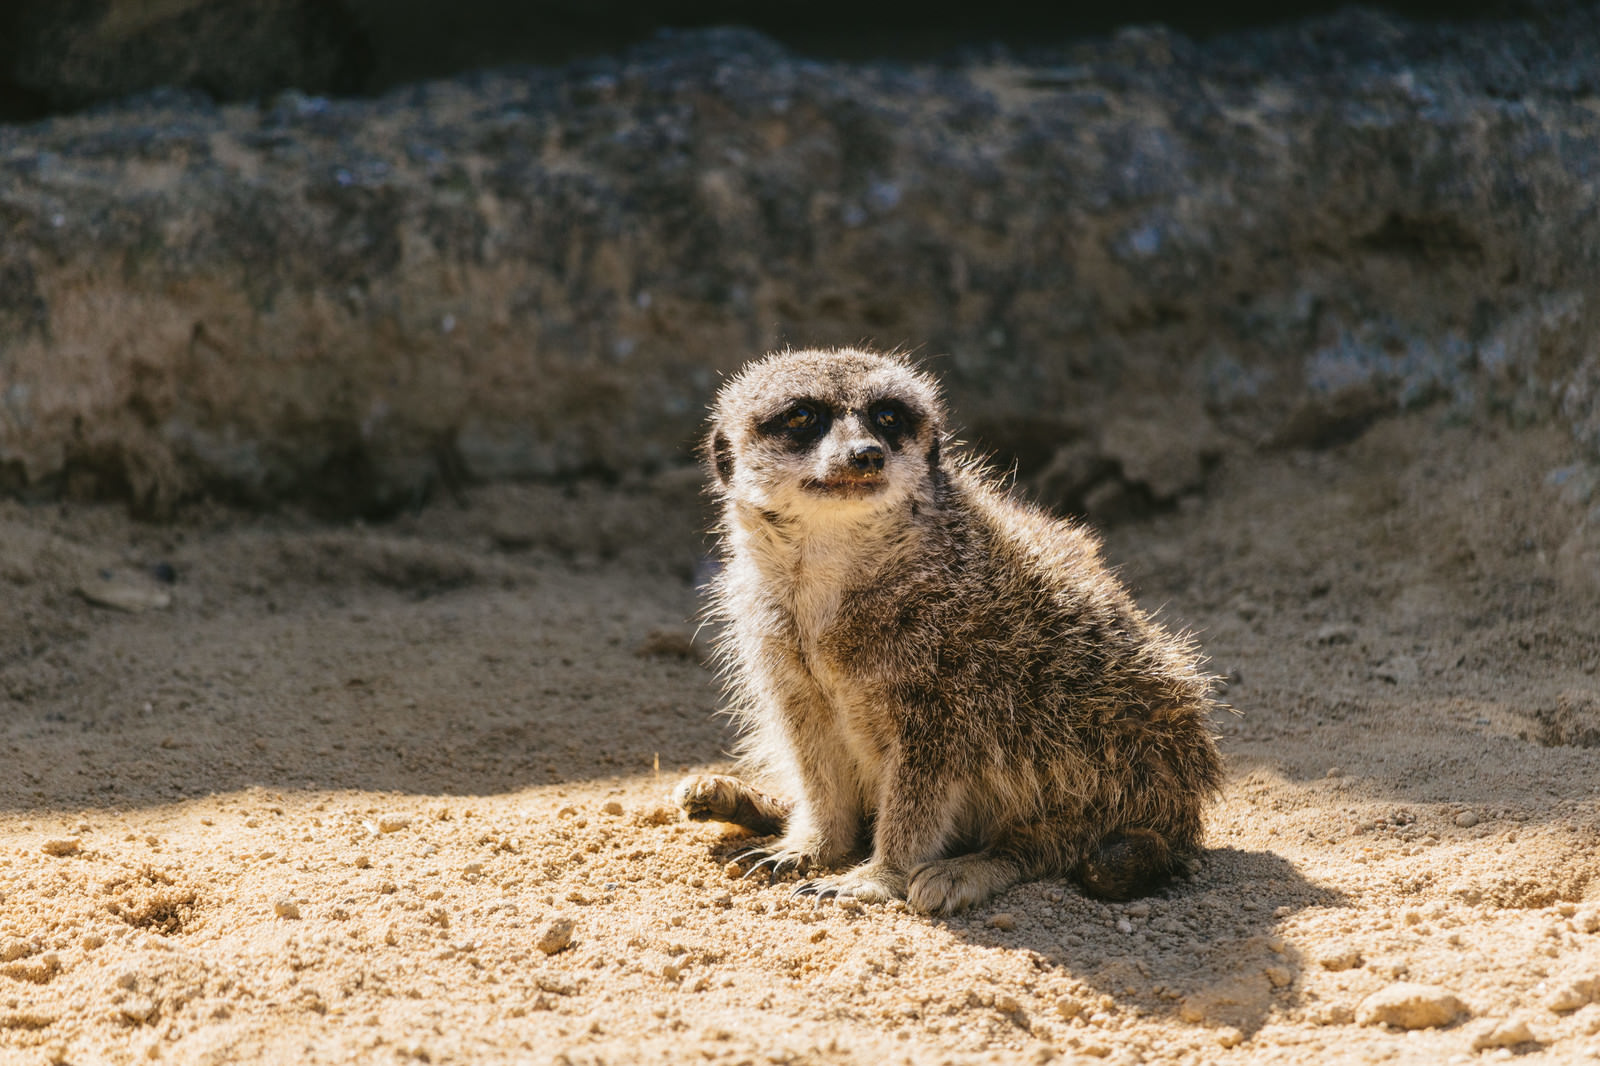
[710,431,735,485]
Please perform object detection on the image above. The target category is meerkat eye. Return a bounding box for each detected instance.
[758,401,828,443]
[872,407,900,430]
[784,406,817,430]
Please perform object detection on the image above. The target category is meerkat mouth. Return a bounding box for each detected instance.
[802,476,887,498]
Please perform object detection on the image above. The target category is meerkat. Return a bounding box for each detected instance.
[673,347,1225,914]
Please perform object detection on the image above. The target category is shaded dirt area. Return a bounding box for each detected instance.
[1,408,1598,1064]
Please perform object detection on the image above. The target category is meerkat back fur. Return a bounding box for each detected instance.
[674,347,1224,913]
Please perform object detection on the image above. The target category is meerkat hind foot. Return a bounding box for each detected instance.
[672,773,791,836]
[906,854,1021,915]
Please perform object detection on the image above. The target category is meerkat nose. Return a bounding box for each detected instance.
[849,444,886,473]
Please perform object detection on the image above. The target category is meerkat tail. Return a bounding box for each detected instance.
[1074,829,1180,901]
[672,774,793,835]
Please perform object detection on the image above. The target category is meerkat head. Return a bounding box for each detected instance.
[706,348,947,522]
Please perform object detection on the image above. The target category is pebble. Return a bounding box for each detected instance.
[1115,919,1133,934]
[1454,811,1481,828]
[1356,983,1466,1029]
[274,898,302,920]
[377,815,411,834]
[1548,975,1600,1012]
[1315,623,1358,645]
[1468,1018,1535,1050]
[1318,944,1364,971]
[77,575,171,613]
[602,801,624,816]
[537,918,575,955]
[634,627,698,659]
[1216,1027,1244,1048]
[1123,901,1150,917]
[119,998,158,1024]
[986,913,1017,931]
[1,938,37,962]
[41,838,81,857]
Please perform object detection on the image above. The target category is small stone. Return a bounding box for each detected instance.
[986,913,1017,931]
[119,998,158,1024]
[1123,901,1150,918]
[1,939,37,963]
[1548,976,1600,1012]
[377,815,411,834]
[41,838,81,857]
[1319,944,1364,971]
[1311,1004,1356,1025]
[1325,766,1345,778]
[1265,966,1294,989]
[82,933,105,950]
[274,898,302,920]
[1454,811,1481,828]
[1216,1027,1244,1048]
[1115,918,1134,934]
[1469,1018,1535,1050]
[1055,996,1084,1020]
[634,627,698,659]
[602,801,624,816]
[77,575,171,613]
[537,918,575,956]
[1356,983,1466,1029]
[1315,623,1357,645]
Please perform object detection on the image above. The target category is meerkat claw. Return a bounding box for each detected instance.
[735,847,808,880]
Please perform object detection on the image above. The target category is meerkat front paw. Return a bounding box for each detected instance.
[906,855,1018,914]
[794,861,906,904]
[672,774,791,835]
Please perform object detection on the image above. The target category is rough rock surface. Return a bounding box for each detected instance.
[4,8,1600,515]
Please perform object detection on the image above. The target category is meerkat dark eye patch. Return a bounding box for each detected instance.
[711,431,735,484]
[866,400,918,450]
[757,401,830,449]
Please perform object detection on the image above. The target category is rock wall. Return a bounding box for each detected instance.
[2,9,1599,516]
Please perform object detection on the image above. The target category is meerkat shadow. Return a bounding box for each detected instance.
[945,845,1345,1038]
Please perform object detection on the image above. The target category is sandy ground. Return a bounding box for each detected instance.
[2,409,1600,1065]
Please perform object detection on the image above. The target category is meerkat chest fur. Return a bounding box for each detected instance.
[734,505,910,658]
